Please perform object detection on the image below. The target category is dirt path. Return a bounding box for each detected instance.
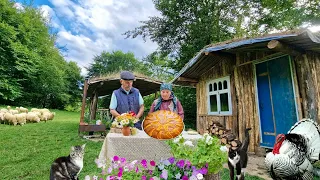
[224,154,272,180]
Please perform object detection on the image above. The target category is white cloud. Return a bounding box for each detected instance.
[44,0,159,76]
[13,2,24,10]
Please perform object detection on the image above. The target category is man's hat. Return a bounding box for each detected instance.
[120,71,135,80]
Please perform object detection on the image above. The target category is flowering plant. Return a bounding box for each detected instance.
[167,133,228,174]
[87,155,208,180]
[111,111,139,128]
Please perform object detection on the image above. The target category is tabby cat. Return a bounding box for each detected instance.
[228,128,251,180]
[50,144,86,180]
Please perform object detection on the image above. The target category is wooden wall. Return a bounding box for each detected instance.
[294,52,320,123]
[196,52,275,153]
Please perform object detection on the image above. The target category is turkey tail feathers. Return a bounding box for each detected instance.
[288,119,320,162]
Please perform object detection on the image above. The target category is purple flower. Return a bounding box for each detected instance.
[168,157,175,164]
[141,159,148,168]
[120,157,126,163]
[182,175,189,180]
[135,166,139,173]
[113,156,119,161]
[107,167,112,173]
[141,175,147,180]
[150,160,156,166]
[176,160,185,168]
[149,170,153,175]
[100,178,104,180]
[199,167,208,175]
[185,160,191,169]
[161,169,168,179]
[150,178,154,180]
[119,167,123,173]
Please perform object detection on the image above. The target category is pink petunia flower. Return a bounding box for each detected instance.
[141,175,147,180]
[113,156,119,161]
[176,160,185,168]
[182,175,188,180]
[150,160,156,166]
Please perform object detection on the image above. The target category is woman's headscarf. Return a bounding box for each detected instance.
[154,83,177,111]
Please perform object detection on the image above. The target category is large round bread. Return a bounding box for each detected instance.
[143,110,184,140]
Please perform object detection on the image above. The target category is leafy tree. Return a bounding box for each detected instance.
[0,0,83,109]
[87,50,147,77]
[125,0,320,71]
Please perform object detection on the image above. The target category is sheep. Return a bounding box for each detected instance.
[0,108,8,113]
[15,113,27,125]
[7,106,11,110]
[26,112,40,123]
[9,109,19,115]
[18,107,28,113]
[4,112,17,126]
[0,112,5,123]
[41,112,55,122]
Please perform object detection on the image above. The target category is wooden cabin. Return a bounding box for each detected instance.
[172,29,320,154]
[79,73,162,135]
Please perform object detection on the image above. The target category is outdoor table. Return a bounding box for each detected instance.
[98,130,202,162]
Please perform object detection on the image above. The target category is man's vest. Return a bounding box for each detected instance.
[114,87,140,115]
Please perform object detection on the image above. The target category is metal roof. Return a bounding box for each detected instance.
[172,30,320,86]
[86,74,163,97]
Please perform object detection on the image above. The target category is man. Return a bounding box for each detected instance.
[109,71,144,129]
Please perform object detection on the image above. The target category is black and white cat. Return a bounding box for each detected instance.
[50,144,86,180]
[228,128,251,180]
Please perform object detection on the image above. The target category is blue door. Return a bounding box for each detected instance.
[255,56,298,148]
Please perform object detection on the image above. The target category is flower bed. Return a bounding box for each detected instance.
[87,133,227,180]
[87,156,209,180]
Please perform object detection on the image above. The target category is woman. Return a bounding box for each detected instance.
[149,83,184,120]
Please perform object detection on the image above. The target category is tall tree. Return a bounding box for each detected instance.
[0,0,83,109]
[125,0,320,71]
[87,50,148,77]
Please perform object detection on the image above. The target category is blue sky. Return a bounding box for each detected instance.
[15,0,160,75]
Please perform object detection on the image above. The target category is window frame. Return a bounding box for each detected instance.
[207,76,232,115]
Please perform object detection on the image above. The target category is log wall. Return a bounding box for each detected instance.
[294,52,320,123]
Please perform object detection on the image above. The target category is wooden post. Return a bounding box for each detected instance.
[267,40,302,56]
[80,79,88,123]
[90,93,98,120]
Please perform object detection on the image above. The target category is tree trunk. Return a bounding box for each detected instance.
[204,172,220,180]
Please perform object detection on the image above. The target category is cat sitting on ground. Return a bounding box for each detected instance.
[228,128,251,180]
[50,144,86,180]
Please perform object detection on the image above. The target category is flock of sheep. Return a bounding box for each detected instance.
[0,106,55,126]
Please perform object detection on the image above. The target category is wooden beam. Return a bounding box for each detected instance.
[80,79,88,123]
[177,77,198,83]
[267,40,302,56]
[90,93,98,120]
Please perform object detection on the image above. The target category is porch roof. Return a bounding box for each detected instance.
[172,29,320,86]
[86,73,163,97]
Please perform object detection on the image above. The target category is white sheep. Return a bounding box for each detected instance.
[4,112,17,126]
[0,108,8,113]
[9,109,19,115]
[18,107,28,113]
[0,112,5,123]
[16,113,27,125]
[26,112,40,123]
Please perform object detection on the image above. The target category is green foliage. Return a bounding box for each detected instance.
[0,0,82,109]
[125,0,320,71]
[167,134,228,174]
[87,50,147,77]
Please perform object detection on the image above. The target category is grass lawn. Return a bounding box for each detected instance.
[0,107,276,179]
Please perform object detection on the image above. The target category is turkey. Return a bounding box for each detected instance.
[265,119,320,179]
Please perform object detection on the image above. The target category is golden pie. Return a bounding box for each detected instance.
[143,110,184,140]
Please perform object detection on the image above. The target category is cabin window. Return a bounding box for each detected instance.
[207,76,232,115]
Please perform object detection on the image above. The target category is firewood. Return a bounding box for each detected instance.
[221,137,227,144]
[213,123,223,128]
[231,139,242,147]
[218,129,225,135]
